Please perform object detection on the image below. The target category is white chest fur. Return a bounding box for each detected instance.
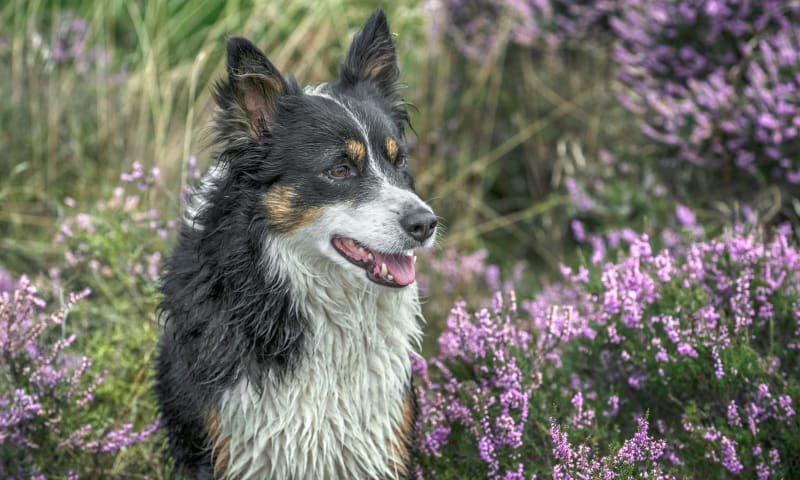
[216,243,422,479]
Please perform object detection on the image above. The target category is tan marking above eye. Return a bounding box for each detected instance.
[344,139,366,166]
[385,137,399,163]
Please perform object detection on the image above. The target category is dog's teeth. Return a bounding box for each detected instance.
[367,253,374,262]
[380,263,388,277]
[386,274,394,282]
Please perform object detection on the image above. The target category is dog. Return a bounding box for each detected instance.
[154,8,437,480]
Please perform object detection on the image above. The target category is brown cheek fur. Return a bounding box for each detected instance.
[207,410,231,475]
[385,137,399,164]
[263,185,323,234]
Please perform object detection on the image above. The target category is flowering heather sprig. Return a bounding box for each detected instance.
[0,268,16,294]
[0,277,157,478]
[550,416,673,479]
[29,11,112,74]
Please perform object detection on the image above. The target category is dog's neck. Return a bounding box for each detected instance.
[262,232,422,338]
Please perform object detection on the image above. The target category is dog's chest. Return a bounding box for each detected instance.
[217,288,420,479]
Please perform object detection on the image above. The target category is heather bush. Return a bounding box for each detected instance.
[428,0,617,61]
[613,0,800,184]
[54,160,187,306]
[435,0,800,186]
[428,0,800,249]
[415,227,799,478]
[0,277,157,478]
[42,160,200,476]
[42,157,205,474]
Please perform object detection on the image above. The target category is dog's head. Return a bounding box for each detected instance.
[198,8,436,289]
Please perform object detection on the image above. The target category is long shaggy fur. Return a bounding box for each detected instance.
[155,8,433,480]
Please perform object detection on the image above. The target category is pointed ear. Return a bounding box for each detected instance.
[226,37,288,139]
[339,8,400,102]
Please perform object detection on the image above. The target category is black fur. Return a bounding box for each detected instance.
[337,8,409,133]
[155,8,418,478]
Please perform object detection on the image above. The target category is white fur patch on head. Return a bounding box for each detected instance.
[216,232,422,479]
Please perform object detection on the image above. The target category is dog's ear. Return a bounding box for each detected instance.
[339,8,400,103]
[226,37,288,139]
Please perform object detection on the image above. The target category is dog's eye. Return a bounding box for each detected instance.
[328,164,352,179]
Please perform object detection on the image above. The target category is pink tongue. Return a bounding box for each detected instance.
[372,251,416,286]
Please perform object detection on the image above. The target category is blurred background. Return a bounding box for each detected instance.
[1,0,799,477]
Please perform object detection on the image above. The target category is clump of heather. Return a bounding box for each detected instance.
[415,290,675,478]
[42,158,201,475]
[0,277,157,478]
[55,159,198,311]
[613,0,800,183]
[550,416,674,479]
[427,0,617,61]
[414,292,535,478]
[563,227,800,477]
[416,227,800,478]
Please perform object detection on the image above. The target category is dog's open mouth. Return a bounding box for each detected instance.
[332,236,416,288]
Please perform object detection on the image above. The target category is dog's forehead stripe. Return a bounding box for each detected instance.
[303,88,386,180]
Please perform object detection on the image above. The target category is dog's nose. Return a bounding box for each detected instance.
[400,208,437,242]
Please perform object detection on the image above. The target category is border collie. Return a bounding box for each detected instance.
[155,8,436,480]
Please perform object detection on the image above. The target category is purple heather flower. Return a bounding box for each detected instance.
[571,219,587,243]
[675,204,696,227]
[727,400,742,427]
[616,417,666,464]
[720,436,743,474]
[0,268,15,294]
[550,420,572,463]
[485,264,501,291]
[779,395,795,417]
[677,342,698,358]
[756,462,770,480]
